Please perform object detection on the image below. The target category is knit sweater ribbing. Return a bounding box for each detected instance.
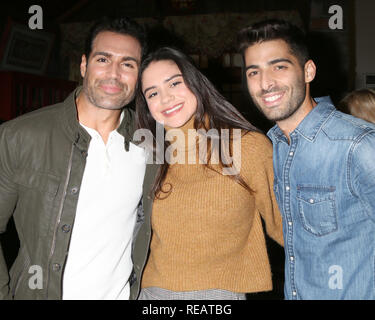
[141,120,283,293]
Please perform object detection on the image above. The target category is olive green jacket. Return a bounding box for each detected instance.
[0,87,157,300]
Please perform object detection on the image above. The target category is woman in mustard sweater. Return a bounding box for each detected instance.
[136,47,283,300]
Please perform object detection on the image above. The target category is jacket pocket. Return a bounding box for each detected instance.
[13,169,60,237]
[13,169,60,196]
[297,185,337,236]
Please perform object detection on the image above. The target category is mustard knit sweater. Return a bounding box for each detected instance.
[141,117,283,293]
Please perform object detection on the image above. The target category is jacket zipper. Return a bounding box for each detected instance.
[12,253,31,298]
[45,143,75,299]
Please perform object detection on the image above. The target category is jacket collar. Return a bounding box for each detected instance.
[267,96,335,143]
[61,86,139,151]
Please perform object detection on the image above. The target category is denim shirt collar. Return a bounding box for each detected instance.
[267,96,335,143]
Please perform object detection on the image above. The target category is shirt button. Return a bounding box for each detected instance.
[286,186,290,191]
[52,263,61,271]
[292,291,297,296]
[61,224,71,233]
[309,199,314,203]
[290,256,294,261]
[71,187,79,195]
[288,221,293,226]
[289,152,294,156]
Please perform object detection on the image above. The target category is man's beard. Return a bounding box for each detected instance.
[251,78,306,122]
[84,78,134,110]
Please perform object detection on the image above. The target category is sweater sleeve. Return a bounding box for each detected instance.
[239,131,284,247]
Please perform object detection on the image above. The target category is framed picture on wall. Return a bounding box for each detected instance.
[0,20,54,75]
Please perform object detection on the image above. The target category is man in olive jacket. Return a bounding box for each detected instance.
[0,17,156,300]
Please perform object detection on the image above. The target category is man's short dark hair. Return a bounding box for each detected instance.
[237,19,309,67]
[84,17,147,60]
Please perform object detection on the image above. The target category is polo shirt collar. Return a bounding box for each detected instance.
[62,86,137,151]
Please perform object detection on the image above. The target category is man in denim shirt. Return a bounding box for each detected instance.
[238,20,375,299]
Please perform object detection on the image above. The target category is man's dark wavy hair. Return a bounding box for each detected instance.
[237,19,309,67]
[84,17,147,59]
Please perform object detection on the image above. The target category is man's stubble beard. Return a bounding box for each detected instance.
[251,76,306,122]
[83,77,135,110]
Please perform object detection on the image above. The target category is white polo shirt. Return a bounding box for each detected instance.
[62,118,146,300]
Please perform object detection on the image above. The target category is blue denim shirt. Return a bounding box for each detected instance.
[267,97,375,300]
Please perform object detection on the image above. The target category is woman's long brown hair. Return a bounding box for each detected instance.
[135,47,261,199]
